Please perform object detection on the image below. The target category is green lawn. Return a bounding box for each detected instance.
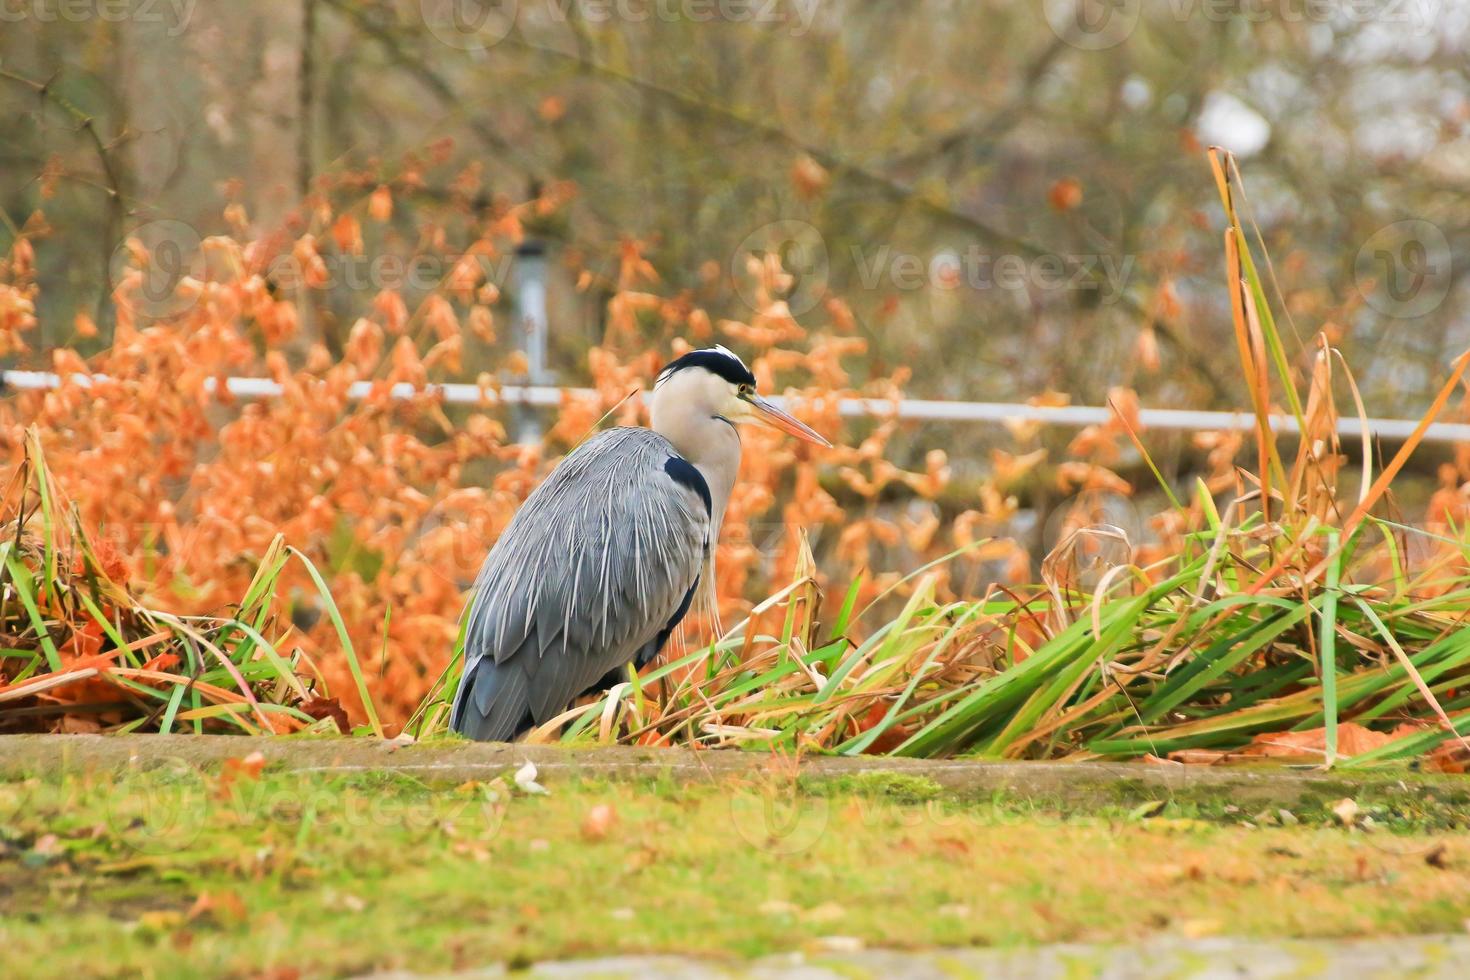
[3,761,1470,978]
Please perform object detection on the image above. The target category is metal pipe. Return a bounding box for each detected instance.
[6,369,1470,444]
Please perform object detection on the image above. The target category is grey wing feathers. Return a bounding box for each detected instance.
[450,428,709,741]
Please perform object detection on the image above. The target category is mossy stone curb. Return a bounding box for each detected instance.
[3,734,1467,814]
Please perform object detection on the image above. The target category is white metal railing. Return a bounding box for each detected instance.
[5,369,1470,444]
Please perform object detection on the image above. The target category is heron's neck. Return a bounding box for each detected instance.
[653,412,740,540]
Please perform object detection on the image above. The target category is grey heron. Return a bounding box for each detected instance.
[450,345,832,741]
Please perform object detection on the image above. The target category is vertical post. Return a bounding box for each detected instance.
[299,0,316,198]
[514,241,550,444]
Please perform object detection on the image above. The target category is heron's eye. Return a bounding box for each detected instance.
[738,384,754,397]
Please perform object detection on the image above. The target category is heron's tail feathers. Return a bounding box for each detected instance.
[450,656,535,742]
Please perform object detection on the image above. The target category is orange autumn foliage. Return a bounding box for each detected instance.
[0,174,1047,731]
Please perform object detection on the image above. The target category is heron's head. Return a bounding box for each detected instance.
[652,345,832,448]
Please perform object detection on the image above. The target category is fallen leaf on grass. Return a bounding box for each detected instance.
[1426,844,1450,869]
[581,803,617,841]
[139,651,179,673]
[189,890,248,925]
[1148,818,1213,833]
[1178,918,1222,939]
[1169,723,1423,764]
[451,840,491,863]
[1425,741,1470,774]
[623,847,657,873]
[1249,724,1413,759]
[322,889,366,912]
[1151,863,1204,884]
[933,836,971,858]
[853,701,912,754]
[300,697,349,733]
[217,751,266,797]
[802,902,846,924]
[1354,855,1373,881]
[136,910,185,933]
[256,968,302,980]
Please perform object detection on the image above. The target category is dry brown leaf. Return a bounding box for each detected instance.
[581,803,617,841]
[188,890,248,925]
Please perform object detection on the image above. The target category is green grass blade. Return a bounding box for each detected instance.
[828,573,864,643]
[1320,531,1341,767]
[3,548,62,671]
[289,546,384,738]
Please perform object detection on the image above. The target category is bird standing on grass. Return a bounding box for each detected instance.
[450,346,831,741]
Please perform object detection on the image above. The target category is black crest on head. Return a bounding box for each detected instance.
[656,345,756,388]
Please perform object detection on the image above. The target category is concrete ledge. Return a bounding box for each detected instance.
[2,734,1464,808]
[362,935,1470,979]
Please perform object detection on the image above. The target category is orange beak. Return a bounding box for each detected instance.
[745,394,833,448]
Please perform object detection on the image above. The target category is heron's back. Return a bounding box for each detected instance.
[450,427,710,740]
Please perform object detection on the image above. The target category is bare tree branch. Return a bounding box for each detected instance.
[0,66,129,323]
